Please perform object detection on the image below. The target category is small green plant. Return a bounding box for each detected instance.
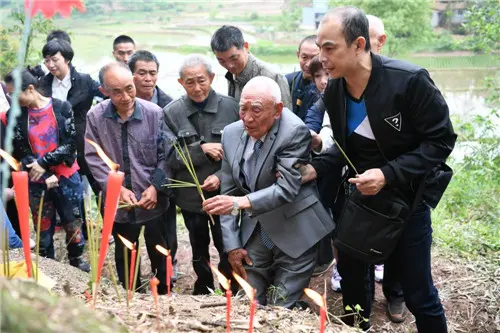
[345,304,369,329]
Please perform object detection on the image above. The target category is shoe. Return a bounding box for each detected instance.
[69,258,91,273]
[312,259,335,277]
[374,264,384,282]
[108,234,115,244]
[386,299,408,323]
[330,264,342,292]
[29,238,36,250]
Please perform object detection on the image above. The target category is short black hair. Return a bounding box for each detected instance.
[328,6,370,52]
[5,68,41,92]
[309,55,324,77]
[128,50,159,73]
[298,35,317,52]
[113,35,135,49]
[46,30,71,44]
[42,39,74,62]
[210,25,245,53]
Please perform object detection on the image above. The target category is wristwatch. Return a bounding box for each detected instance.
[231,197,239,216]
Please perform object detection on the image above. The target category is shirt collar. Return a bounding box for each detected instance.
[55,71,71,88]
[150,87,159,104]
[103,99,143,121]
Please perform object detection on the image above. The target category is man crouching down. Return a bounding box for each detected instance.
[203,76,334,308]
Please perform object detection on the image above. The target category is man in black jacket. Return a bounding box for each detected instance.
[163,54,240,295]
[300,7,456,332]
[128,50,178,280]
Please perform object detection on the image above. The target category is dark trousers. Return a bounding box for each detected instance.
[181,210,236,294]
[162,200,178,263]
[28,173,85,259]
[338,204,447,332]
[112,215,168,295]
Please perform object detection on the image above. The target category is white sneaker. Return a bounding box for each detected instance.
[29,238,36,250]
[374,264,384,282]
[330,264,342,292]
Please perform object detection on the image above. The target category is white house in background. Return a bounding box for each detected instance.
[301,0,328,29]
[431,0,470,27]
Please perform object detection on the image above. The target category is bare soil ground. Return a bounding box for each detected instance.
[7,223,497,333]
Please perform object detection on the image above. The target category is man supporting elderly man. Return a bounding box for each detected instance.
[203,76,334,308]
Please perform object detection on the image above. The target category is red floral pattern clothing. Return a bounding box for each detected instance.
[28,99,78,179]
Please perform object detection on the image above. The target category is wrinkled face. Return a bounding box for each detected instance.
[369,27,385,54]
[313,68,329,94]
[101,68,136,114]
[178,64,215,103]
[239,88,282,139]
[214,45,249,76]
[132,60,158,99]
[43,51,70,80]
[113,42,135,64]
[317,18,359,79]
[297,40,319,80]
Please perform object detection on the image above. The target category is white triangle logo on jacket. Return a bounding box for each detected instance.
[384,113,402,132]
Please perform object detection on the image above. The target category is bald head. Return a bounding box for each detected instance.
[367,15,386,54]
[239,76,283,139]
[242,76,282,103]
[98,61,136,115]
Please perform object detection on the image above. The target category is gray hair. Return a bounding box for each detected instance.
[243,76,281,103]
[178,54,213,79]
[99,61,132,87]
[367,15,385,37]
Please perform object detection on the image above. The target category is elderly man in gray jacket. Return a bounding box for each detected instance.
[163,54,240,295]
[211,25,292,110]
[203,76,334,308]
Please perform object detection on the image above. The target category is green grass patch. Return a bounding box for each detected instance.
[432,113,500,256]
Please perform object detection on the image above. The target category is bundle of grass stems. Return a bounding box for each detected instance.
[164,140,215,224]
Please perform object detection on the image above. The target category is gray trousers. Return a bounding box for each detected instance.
[243,228,318,308]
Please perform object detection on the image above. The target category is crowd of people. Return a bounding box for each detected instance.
[0,6,457,332]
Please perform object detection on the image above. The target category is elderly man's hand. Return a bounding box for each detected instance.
[138,185,158,210]
[228,248,253,280]
[202,195,251,215]
[296,163,318,184]
[200,174,220,192]
[348,168,386,195]
[120,187,138,209]
[201,143,223,161]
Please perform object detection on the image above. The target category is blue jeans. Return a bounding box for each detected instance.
[0,201,22,249]
[338,204,447,332]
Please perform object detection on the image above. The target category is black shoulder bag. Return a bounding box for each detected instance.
[332,142,427,264]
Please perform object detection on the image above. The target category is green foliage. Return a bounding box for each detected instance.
[0,10,55,77]
[277,0,304,32]
[462,0,500,53]
[432,78,500,256]
[329,0,434,56]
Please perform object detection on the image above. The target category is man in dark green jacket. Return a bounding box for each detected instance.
[163,54,240,295]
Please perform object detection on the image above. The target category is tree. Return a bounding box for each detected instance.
[0,10,55,77]
[463,0,500,53]
[329,0,434,56]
